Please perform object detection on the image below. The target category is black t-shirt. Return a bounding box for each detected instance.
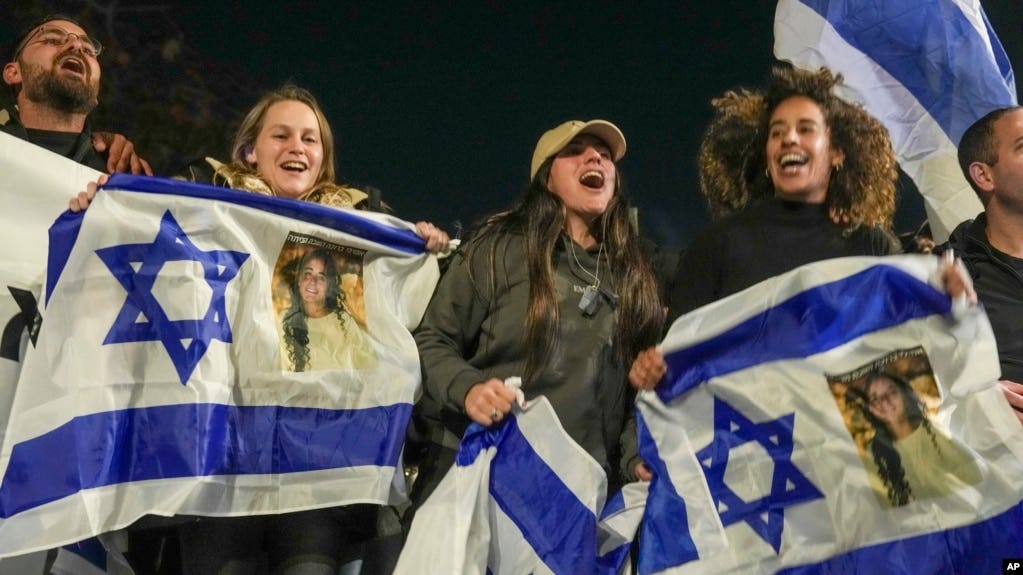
[24,128,82,158]
[668,198,898,323]
[1005,252,1023,276]
[18,127,107,172]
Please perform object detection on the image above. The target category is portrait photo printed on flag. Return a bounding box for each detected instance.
[273,232,376,372]
[825,347,983,509]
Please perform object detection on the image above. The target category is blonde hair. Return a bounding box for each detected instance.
[215,84,355,208]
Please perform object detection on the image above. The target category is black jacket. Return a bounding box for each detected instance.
[668,198,899,323]
[413,231,632,481]
[942,215,1023,382]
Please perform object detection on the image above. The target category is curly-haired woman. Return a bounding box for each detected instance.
[672,64,900,319]
[628,65,973,392]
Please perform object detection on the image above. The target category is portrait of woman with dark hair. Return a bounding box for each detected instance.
[279,248,375,371]
[859,371,982,507]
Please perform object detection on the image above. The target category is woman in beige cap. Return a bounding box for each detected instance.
[408,119,664,519]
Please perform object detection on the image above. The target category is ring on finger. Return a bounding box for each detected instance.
[490,407,498,420]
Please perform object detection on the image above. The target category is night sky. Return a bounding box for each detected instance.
[9,2,1023,249]
[179,1,782,248]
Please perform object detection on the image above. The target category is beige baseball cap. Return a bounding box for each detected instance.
[530,119,626,180]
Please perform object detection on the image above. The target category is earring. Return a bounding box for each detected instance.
[834,162,844,172]
[765,167,770,177]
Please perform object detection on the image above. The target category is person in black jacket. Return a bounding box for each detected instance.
[940,105,1023,425]
[2,14,150,174]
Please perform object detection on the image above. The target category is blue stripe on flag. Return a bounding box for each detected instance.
[635,410,699,574]
[46,211,84,305]
[460,417,599,575]
[779,502,1023,574]
[0,402,410,518]
[45,174,426,305]
[797,0,1017,144]
[597,543,630,575]
[661,264,949,402]
[981,8,1015,87]
[105,174,427,254]
[490,418,598,575]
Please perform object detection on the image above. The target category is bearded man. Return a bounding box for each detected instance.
[2,15,150,174]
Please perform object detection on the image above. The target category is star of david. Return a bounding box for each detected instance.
[695,397,823,553]
[96,210,249,384]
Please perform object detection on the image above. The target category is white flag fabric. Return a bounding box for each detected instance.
[636,255,1023,574]
[0,173,440,557]
[398,395,641,575]
[0,132,99,438]
[774,0,1018,241]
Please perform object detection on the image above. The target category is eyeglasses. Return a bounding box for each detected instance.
[867,387,900,408]
[14,26,103,59]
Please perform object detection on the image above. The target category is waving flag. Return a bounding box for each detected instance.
[636,255,1023,574]
[0,174,440,557]
[398,394,645,575]
[774,0,1018,241]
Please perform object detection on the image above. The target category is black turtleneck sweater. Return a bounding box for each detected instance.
[668,198,899,323]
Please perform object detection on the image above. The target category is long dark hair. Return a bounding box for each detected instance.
[281,249,349,372]
[861,372,939,506]
[462,158,663,384]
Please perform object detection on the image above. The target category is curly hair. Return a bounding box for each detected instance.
[860,371,942,506]
[699,65,897,231]
[463,157,663,384]
[281,249,350,372]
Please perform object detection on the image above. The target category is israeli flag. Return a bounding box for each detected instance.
[774,0,1018,241]
[0,174,440,557]
[398,395,644,575]
[637,255,1023,573]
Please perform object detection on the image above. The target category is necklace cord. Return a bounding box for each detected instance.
[568,239,602,288]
